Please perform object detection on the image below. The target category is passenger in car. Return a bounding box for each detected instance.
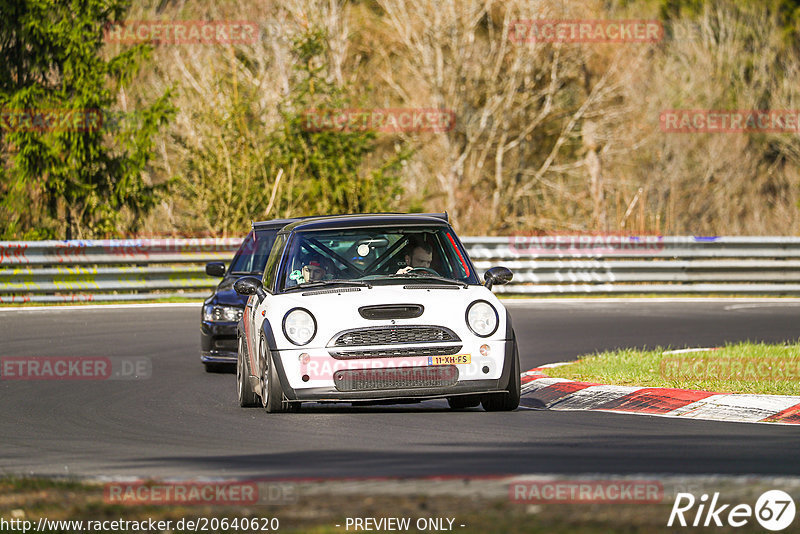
[289,255,329,284]
[302,260,327,282]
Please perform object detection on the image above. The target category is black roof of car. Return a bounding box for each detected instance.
[276,213,450,233]
[251,218,303,231]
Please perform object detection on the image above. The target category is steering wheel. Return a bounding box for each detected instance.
[408,267,439,276]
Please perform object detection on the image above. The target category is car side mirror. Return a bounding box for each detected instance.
[205,262,226,277]
[484,266,513,290]
[234,276,267,302]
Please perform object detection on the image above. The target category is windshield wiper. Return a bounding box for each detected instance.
[285,279,373,292]
[388,273,468,288]
[229,270,262,275]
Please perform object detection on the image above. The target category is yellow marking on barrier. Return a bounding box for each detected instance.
[53,273,99,290]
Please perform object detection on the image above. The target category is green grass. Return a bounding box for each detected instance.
[544,342,800,395]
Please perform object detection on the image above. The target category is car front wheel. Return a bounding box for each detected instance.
[481,335,521,412]
[259,333,298,413]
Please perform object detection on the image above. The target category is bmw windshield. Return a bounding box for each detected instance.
[279,226,479,290]
[228,230,279,275]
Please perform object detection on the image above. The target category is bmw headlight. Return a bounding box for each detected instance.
[282,308,317,346]
[466,300,499,337]
[203,304,243,323]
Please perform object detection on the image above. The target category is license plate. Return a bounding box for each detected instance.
[428,354,471,365]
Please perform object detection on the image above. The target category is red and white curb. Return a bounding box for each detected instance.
[520,357,800,425]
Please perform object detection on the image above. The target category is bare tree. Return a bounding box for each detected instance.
[374,0,642,234]
[618,2,800,234]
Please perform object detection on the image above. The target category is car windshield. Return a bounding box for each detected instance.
[228,229,279,274]
[280,226,478,290]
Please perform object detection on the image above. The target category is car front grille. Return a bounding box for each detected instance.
[331,326,460,347]
[333,366,458,391]
[329,345,463,359]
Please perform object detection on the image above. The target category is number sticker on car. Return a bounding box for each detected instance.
[428,354,471,365]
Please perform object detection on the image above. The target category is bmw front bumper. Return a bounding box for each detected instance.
[200,321,239,363]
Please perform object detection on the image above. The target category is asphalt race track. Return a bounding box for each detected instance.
[1,299,798,480]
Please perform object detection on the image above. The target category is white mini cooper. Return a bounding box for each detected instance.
[234,213,519,412]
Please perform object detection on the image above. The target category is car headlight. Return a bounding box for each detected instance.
[466,300,499,337]
[203,304,243,323]
[282,308,317,346]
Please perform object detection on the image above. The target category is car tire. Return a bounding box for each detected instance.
[259,333,298,413]
[237,336,259,407]
[481,335,521,412]
[447,395,481,409]
[205,363,224,373]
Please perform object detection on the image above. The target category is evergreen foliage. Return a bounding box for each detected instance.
[0,0,174,239]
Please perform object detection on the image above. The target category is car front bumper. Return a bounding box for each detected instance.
[268,338,516,403]
[200,321,239,363]
[281,381,507,403]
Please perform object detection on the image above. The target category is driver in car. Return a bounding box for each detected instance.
[396,238,434,274]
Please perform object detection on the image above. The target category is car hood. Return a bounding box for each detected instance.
[209,276,248,307]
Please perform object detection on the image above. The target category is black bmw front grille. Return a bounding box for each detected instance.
[333,366,458,391]
[329,345,463,359]
[331,326,460,347]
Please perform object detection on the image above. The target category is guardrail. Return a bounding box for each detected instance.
[464,236,800,295]
[0,239,240,303]
[2,236,800,302]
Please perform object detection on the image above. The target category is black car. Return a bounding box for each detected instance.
[201,219,298,371]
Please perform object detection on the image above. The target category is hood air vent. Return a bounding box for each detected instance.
[358,304,424,320]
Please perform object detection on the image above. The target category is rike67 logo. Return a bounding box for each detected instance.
[668,490,796,531]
